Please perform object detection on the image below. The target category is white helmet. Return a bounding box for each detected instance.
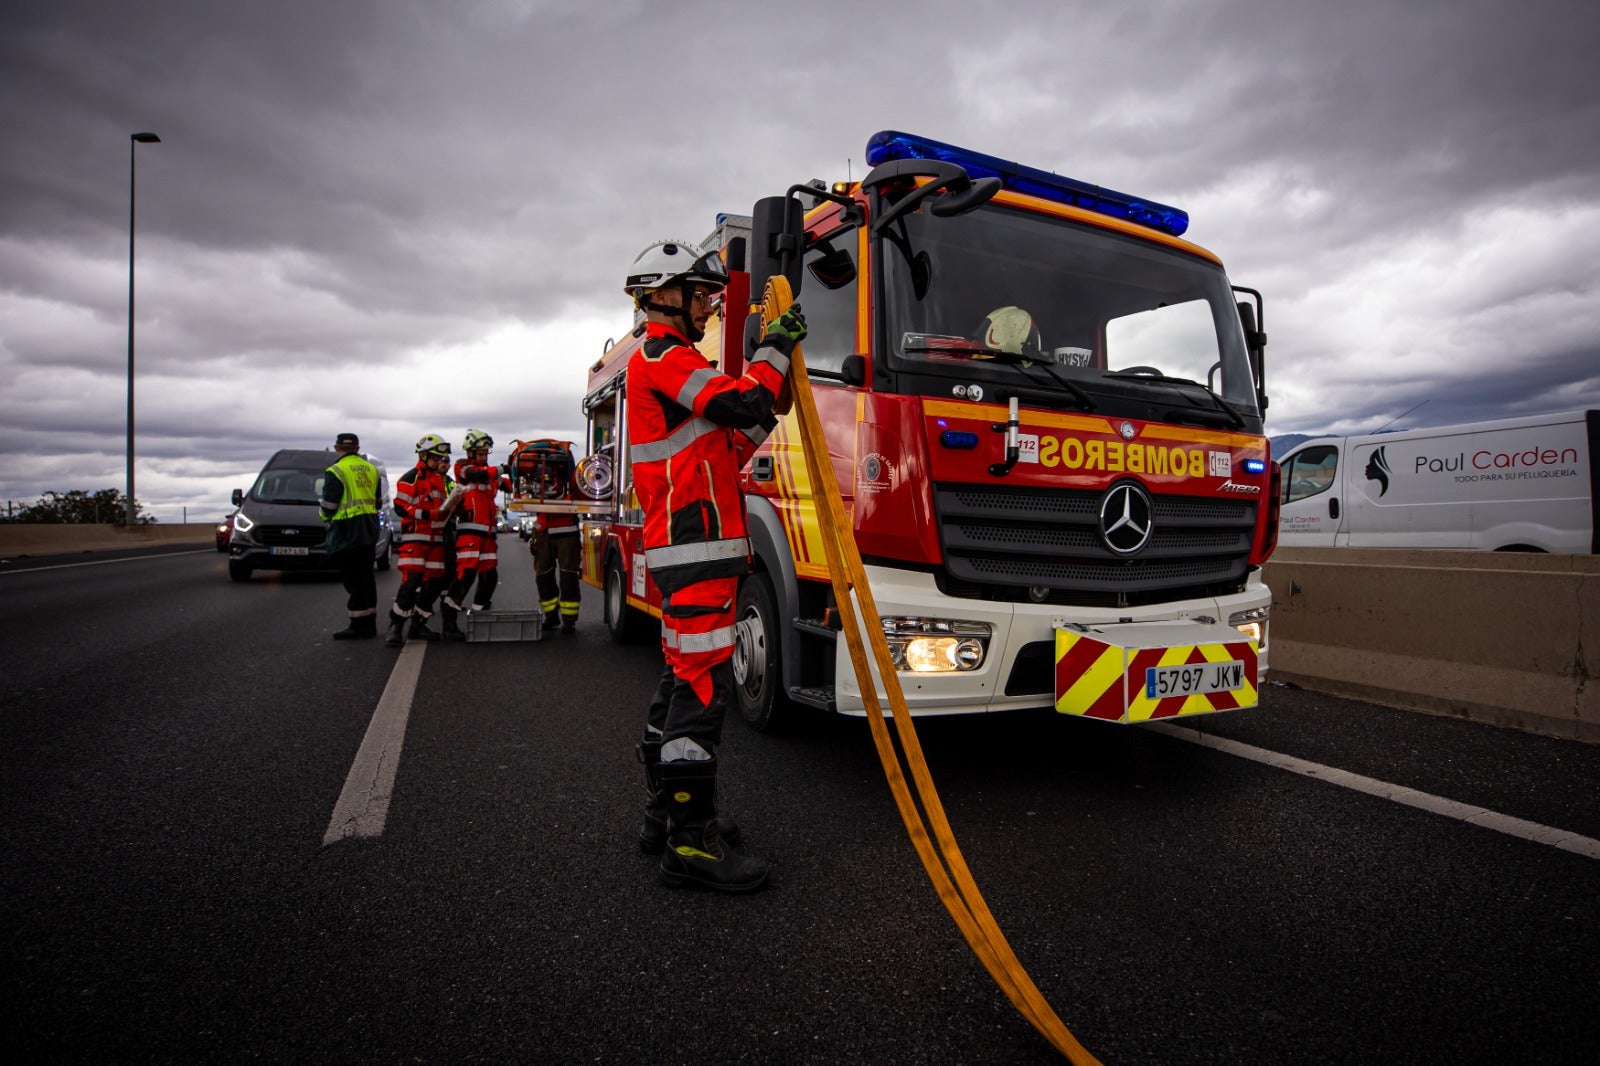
[415,433,450,457]
[979,306,1043,356]
[623,239,728,296]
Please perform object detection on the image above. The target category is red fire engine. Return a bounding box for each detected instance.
[578,131,1280,731]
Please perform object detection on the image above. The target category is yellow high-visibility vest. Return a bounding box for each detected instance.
[325,454,380,522]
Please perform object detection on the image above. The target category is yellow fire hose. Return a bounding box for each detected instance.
[760,278,1100,1065]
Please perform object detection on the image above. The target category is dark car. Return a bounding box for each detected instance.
[226,449,392,582]
[216,513,235,552]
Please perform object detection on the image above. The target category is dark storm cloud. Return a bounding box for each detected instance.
[2,0,1598,518]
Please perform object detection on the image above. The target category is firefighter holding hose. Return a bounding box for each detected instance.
[622,237,805,892]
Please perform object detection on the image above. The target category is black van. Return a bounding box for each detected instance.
[226,449,392,582]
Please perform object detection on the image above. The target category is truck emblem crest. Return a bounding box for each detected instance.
[1099,482,1153,555]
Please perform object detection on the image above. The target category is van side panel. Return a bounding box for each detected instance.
[1344,429,1481,548]
[1282,412,1594,553]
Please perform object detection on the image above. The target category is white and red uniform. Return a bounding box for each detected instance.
[626,320,787,750]
[445,456,511,612]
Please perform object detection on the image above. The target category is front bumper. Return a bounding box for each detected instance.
[832,565,1270,717]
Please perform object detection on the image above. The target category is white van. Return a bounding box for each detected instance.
[1277,410,1597,552]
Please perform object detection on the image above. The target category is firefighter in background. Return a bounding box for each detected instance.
[524,442,582,633]
[622,237,804,893]
[385,434,452,647]
[440,428,510,640]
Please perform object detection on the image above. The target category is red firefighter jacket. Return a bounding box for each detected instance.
[625,321,788,594]
[453,458,510,537]
[394,461,449,545]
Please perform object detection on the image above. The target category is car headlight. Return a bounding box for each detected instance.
[882,617,992,672]
[232,512,255,534]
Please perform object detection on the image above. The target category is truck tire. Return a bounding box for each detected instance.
[375,549,391,572]
[228,561,253,582]
[732,571,790,732]
[604,553,651,645]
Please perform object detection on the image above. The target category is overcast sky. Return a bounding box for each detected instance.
[3,0,1597,522]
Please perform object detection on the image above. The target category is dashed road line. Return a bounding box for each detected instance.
[324,640,426,844]
[1147,722,1600,860]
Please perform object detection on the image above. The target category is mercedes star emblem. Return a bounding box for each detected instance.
[1099,481,1153,555]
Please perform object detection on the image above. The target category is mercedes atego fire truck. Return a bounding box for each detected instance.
[576,131,1281,731]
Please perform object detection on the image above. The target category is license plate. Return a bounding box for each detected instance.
[270,546,310,556]
[1145,660,1245,699]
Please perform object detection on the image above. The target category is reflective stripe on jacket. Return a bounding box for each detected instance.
[625,321,785,595]
[394,462,448,545]
[453,458,510,531]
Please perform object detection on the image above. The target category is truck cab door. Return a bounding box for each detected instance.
[1277,443,1341,546]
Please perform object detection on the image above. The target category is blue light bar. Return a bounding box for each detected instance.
[1243,458,1267,475]
[865,130,1189,238]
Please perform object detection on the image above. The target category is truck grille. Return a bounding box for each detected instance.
[932,483,1255,607]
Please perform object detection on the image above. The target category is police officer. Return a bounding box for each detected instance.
[622,237,804,892]
[320,431,382,640]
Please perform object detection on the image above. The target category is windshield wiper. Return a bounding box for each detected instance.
[1101,369,1246,428]
[904,343,1096,411]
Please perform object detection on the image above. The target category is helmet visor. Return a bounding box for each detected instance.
[687,250,728,289]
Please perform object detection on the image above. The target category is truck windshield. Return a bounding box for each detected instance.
[880,202,1260,423]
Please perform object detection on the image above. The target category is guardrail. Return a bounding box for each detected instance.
[1262,547,1599,744]
[4,529,1593,743]
[0,523,215,556]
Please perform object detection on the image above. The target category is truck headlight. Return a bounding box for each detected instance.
[882,618,992,673]
[1228,605,1269,649]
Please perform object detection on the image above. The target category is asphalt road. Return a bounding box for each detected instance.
[3,545,1597,1064]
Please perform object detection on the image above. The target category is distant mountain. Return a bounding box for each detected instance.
[1269,432,1317,457]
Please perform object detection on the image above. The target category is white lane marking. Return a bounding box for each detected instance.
[1146,723,1600,861]
[0,549,212,573]
[323,641,425,844]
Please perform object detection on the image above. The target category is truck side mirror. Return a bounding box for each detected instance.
[1234,287,1269,412]
[840,354,867,387]
[232,488,243,506]
[749,194,806,304]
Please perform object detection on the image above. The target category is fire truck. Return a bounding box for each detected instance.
[577,131,1280,731]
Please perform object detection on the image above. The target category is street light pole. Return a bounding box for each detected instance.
[127,131,160,527]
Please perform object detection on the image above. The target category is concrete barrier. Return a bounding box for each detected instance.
[1262,547,1599,744]
[0,523,215,557]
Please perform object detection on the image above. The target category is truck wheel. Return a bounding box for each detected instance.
[375,549,391,572]
[732,572,789,732]
[228,561,253,582]
[604,554,650,644]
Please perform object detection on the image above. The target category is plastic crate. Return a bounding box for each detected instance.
[464,608,543,642]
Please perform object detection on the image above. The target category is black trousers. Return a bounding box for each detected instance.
[332,546,377,616]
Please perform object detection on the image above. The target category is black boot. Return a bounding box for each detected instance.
[384,611,408,648]
[333,614,376,640]
[657,760,766,893]
[441,603,465,641]
[408,612,441,642]
[638,740,740,854]
[638,740,670,854]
